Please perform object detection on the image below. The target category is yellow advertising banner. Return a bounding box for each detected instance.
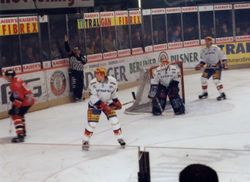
[84,13,100,29]
[217,41,250,65]
[77,19,84,29]
[0,17,18,36]
[19,16,39,34]
[115,11,129,26]
[129,10,142,25]
[100,12,115,27]
[0,16,38,36]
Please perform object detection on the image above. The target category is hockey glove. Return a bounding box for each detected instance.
[8,105,19,116]
[9,93,15,102]
[195,63,204,70]
[110,99,122,110]
[222,60,228,70]
[100,102,112,115]
[148,85,158,99]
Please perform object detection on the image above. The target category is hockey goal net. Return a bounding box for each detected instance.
[125,61,185,114]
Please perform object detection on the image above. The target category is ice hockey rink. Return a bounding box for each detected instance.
[0,68,250,182]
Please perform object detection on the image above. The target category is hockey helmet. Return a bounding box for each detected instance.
[74,46,80,50]
[94,67,107,76]
[159,52,170,65]
[4,69,16,77]
[205,36,213,41]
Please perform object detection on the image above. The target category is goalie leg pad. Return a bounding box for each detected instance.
[152,97,166,115]
[156,84,168,98]
[168,81,180,97]
[169,97,185,115]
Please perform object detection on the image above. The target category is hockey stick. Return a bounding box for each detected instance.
[154,97,174,117]
[122,91,136,106]
[7,101,13,135]
[155,97,164,113]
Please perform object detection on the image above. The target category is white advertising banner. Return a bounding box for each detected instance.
[83,46,201,91]
[46,67,70,100]
[0,46,202,113]
[0,71,47,112]
[0,68,70,113]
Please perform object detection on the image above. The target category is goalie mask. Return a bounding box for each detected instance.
[159,54,170,66]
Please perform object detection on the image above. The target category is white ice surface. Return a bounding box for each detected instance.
[0,69,250,182]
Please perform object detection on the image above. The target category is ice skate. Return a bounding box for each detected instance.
[217,92,226,101]
[11,134,24,143]
[198,92,208,99]
[118,138,126,148]
[82,140,89,151]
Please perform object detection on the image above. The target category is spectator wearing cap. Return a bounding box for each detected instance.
[179,164,219,182]
[64,35,87,102]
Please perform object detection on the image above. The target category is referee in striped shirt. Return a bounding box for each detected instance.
[65,35,87,102]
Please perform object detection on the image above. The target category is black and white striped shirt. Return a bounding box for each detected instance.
[69,56,86,71]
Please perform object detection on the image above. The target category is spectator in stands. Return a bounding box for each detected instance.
[118,32,129,50]
[144,32,152,46]
[184,26,196,40]
[23,47,36,64]
[170,29,181,42]
[201,25,210,39]
[1,56,9,67]
[132,31,142,48]
[236,27,242,35]
[218,23,231,37]
[51,42,62,60]
[159,30,166,44]
[12,53,19,66]
[104,33,115,52]
[86,40,96,55]
[179,164,219,182]
[153,30,159,45]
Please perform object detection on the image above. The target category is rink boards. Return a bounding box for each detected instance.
[1,40,250,118]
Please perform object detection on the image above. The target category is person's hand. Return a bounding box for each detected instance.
[8,106,19,116]
[111,100,122,110]
[64,35,68,42]
[100,102,112,115]
[195,63,203,70]
[222,61,228,70]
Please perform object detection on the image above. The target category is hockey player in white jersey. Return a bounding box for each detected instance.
[195,36,228,101]
[148,58,185,116]
[82,67,126,150]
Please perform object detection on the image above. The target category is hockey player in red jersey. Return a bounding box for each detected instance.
[4,70,35,143]
[82,67,126,150]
